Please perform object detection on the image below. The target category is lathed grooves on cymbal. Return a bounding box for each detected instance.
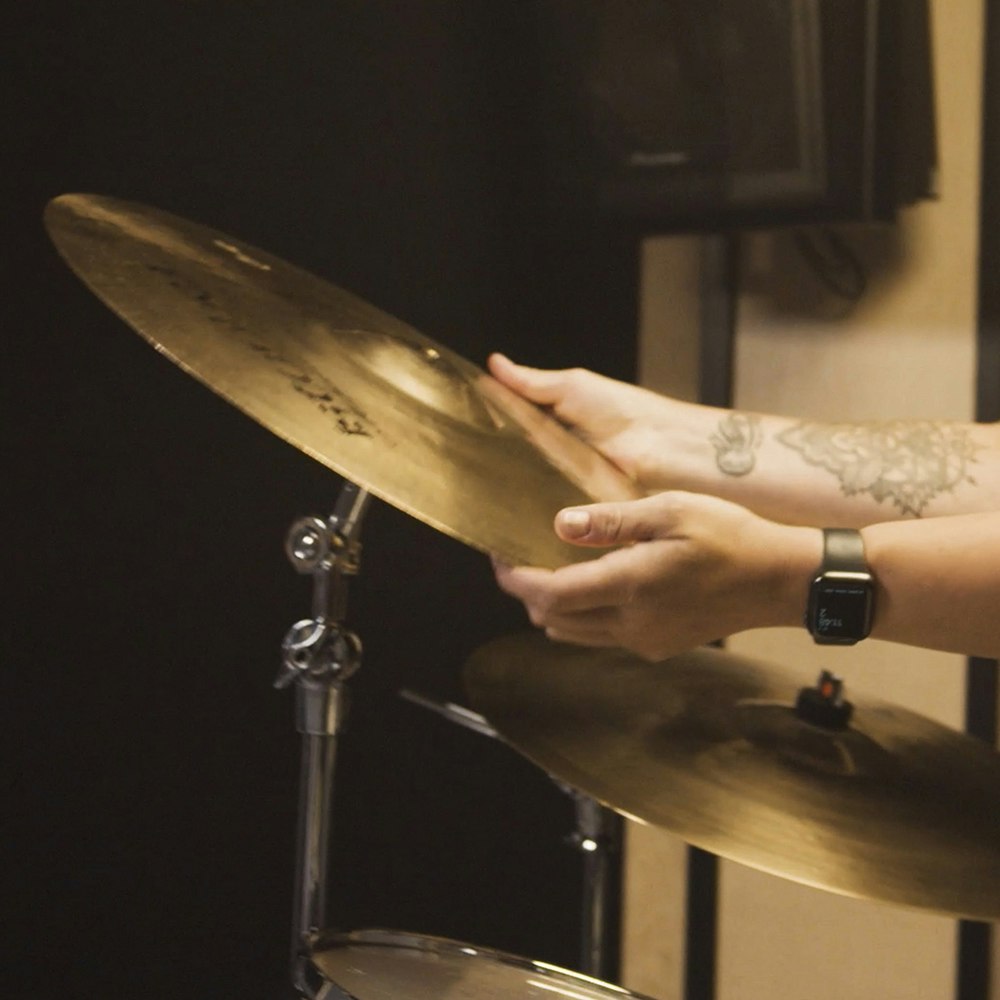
[464,633,1000,920]
[44,193,641,568]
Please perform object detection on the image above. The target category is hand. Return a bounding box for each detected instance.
[493,491,820,661]
[488,353,681,488]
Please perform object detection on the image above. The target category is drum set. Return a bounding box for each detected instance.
[45,193,1000,999]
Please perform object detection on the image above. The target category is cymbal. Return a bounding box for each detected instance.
[464,633,1000,919]
[44,193,640,568]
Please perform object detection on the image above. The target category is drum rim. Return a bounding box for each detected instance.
[309,927,657,999]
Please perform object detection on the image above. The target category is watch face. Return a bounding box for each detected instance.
[810,578,872,641]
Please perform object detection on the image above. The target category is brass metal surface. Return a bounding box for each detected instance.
[44,193,640,568]
[465,633,1000,919]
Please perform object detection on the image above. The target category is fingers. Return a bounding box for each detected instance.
[493,559,624,645]
[493,557,632,617]
[540,607,619,646]
[487,353,571,407]
[543,627,621,649]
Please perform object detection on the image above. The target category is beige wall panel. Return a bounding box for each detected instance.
[736,0,983,426]
[735,258,979,423]
[622,236,704,999]
[621,822,688,1000]
[638,236,703,404]
[720,0,984,996]
[717,865,955,1000]
[625,3,986,998]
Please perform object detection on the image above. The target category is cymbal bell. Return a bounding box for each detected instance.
[464,632,1000,920]
[44,193,640,568]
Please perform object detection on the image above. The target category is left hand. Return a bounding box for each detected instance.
[493,491,820,661]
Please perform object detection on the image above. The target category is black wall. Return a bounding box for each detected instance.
[5,5,638,998]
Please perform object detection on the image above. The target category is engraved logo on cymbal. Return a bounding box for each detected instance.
[247,342,375,438]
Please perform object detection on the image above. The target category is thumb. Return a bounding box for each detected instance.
[555,495,681,547]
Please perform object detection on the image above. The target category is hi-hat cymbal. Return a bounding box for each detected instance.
[44,193,640,568]
[464,633,1000,919]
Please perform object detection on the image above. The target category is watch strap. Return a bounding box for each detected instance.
[821,527,867,573]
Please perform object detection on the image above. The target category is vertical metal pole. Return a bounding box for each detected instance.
[686,233,739,1000]
[278,483,370,997]
[958,5,1000,999]
[573,796,620,981]
[290,684,347,996]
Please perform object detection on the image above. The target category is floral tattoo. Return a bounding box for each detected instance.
[711,412,763,476]
[777,420,979,516]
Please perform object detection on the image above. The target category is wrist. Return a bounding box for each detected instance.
[742,522,823,633]
[774,525,826,630]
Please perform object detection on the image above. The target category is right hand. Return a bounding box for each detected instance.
[487,353,679,487]
[492,490,819,661]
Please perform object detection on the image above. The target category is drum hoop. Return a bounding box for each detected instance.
[309,927,656,999]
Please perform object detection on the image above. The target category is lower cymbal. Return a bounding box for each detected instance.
[464,633,1000,919]
[44,193,640,568]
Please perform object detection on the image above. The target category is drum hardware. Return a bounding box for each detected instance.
[398,688,501,741]
[275,479,370,997]
[566,794,619,984]
[465,632,1000,921]
[307,928,655,1000]
[399,688,620,981]
[794,669,853,729]
[44,192,656,1000]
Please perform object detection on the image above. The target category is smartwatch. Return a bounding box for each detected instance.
[806,528,874,645]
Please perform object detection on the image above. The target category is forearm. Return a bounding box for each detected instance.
[758,511,1000,658]
[859,512,1000,658]
[639,400,1000,526]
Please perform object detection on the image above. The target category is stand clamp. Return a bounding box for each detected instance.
[275,481,370,998]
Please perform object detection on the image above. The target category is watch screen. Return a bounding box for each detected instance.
[812,580,871,639]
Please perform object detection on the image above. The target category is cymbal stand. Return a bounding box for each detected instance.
[399,689,619,980]
[275,480,370,998]
[565,791,619,982]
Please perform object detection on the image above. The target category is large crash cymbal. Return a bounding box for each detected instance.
[464,633,1000,919]
[44,194,640,568]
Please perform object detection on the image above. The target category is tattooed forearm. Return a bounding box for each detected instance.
[777,420,980,516]
[711,412,763,476]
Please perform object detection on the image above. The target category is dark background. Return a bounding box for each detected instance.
[4,5,638,999]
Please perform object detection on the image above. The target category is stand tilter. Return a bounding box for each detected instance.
[275,480,370,997]
[276,480,622,996]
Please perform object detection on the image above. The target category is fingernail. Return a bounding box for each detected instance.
[559,509,591,537]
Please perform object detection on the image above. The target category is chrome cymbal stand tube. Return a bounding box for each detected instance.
[275,481,370,998]
[567,793,618,982]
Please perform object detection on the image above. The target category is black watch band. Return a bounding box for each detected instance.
[806,528,875,645]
